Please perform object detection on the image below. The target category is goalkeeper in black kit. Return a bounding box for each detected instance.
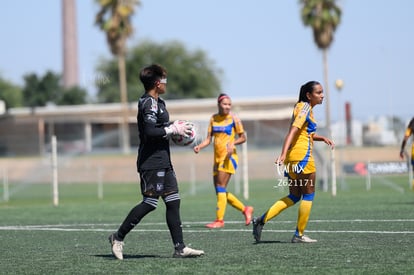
[108,64,204,259]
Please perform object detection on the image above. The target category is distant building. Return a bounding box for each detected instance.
[0,97,296,156]
[362,115,404,146]
[332,120,363,147]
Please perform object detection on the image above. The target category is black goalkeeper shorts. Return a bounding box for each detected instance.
[139,167,178,197]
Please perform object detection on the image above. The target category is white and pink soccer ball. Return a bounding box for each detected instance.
[171,120,197,146]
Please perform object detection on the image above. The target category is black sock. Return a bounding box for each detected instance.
[165,198,185,250]
[117,202,156,240]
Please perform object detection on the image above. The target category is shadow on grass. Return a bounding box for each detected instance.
[94,254,162,259]
[253,240,283,245]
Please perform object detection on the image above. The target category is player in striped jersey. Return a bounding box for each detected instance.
[194,93,253,228]
[400,117,414,189]
[253,81,334,243]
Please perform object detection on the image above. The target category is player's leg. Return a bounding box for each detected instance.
[108,169,160,260]
[226,191,254,225]
[292,172,317,243]
[411,145,414,189]
[108,198,157,260]
[221,156,254,225]
[253,173,301,242]
[116,197,158,240]
[163,192,184,251]
[162,168,204,257]
[263,193,300,224]
[252,190,300,242]
[206,172,228,228]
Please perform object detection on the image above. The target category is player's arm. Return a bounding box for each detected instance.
[141,100,166,138]
[276,103,306,164]
[193,131,212,153]
[225,115,246,155]
[232,115,247,147]
[275,125,300,165]
[313,134,335,149]
[194,117,214,153]
[233,132,246,146]
[226,132,246,157]
[400,135,409,159]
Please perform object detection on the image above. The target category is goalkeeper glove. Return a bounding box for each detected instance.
[164,120,192,138]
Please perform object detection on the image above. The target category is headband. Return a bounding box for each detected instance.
[218,95,230,103]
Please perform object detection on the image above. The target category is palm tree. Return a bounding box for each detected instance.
[95,0,140,154]
[300,0,341,196]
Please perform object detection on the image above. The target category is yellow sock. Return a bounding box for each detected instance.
[263,196,295,223]
[412,179,414,190]
[216,192,227,221]
[226,192,245,212]
[297,200,313,236]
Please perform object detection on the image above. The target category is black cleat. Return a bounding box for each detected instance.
[252,217,264,242]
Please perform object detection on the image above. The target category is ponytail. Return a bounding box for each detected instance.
[298,81,320,103]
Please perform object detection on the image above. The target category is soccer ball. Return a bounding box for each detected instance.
[171,121,196,146]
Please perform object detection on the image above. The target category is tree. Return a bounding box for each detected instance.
[22,71,87,107]
[0,76,22,109]
[96,40,222,102]
[300,0,341,196]
[23,71,60,107]
[58,86,88,105]
[95,0,140,154]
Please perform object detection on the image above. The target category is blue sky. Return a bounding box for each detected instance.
[2,0,413,123]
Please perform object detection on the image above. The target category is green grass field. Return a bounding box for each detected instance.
[1,175,414,274]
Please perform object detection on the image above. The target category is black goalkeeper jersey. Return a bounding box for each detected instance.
[136,94,172,171]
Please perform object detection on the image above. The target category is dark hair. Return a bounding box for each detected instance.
[408,117,414,130]
[139,64,167,91]
[217,93,230,103]
[298,81,321,103]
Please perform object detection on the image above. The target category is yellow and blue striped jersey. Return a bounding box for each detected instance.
[286,102,317,163]
[404,118,414,163]
[208,113,244,163]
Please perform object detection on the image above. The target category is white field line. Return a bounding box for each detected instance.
[0,226,414,234]
[1,219,414,234]
[376,177,405,193]
[1,219,414,228]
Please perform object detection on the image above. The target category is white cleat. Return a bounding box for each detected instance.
[108,233,124,260]
[291,234,317,243]
[173,246,205,258]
